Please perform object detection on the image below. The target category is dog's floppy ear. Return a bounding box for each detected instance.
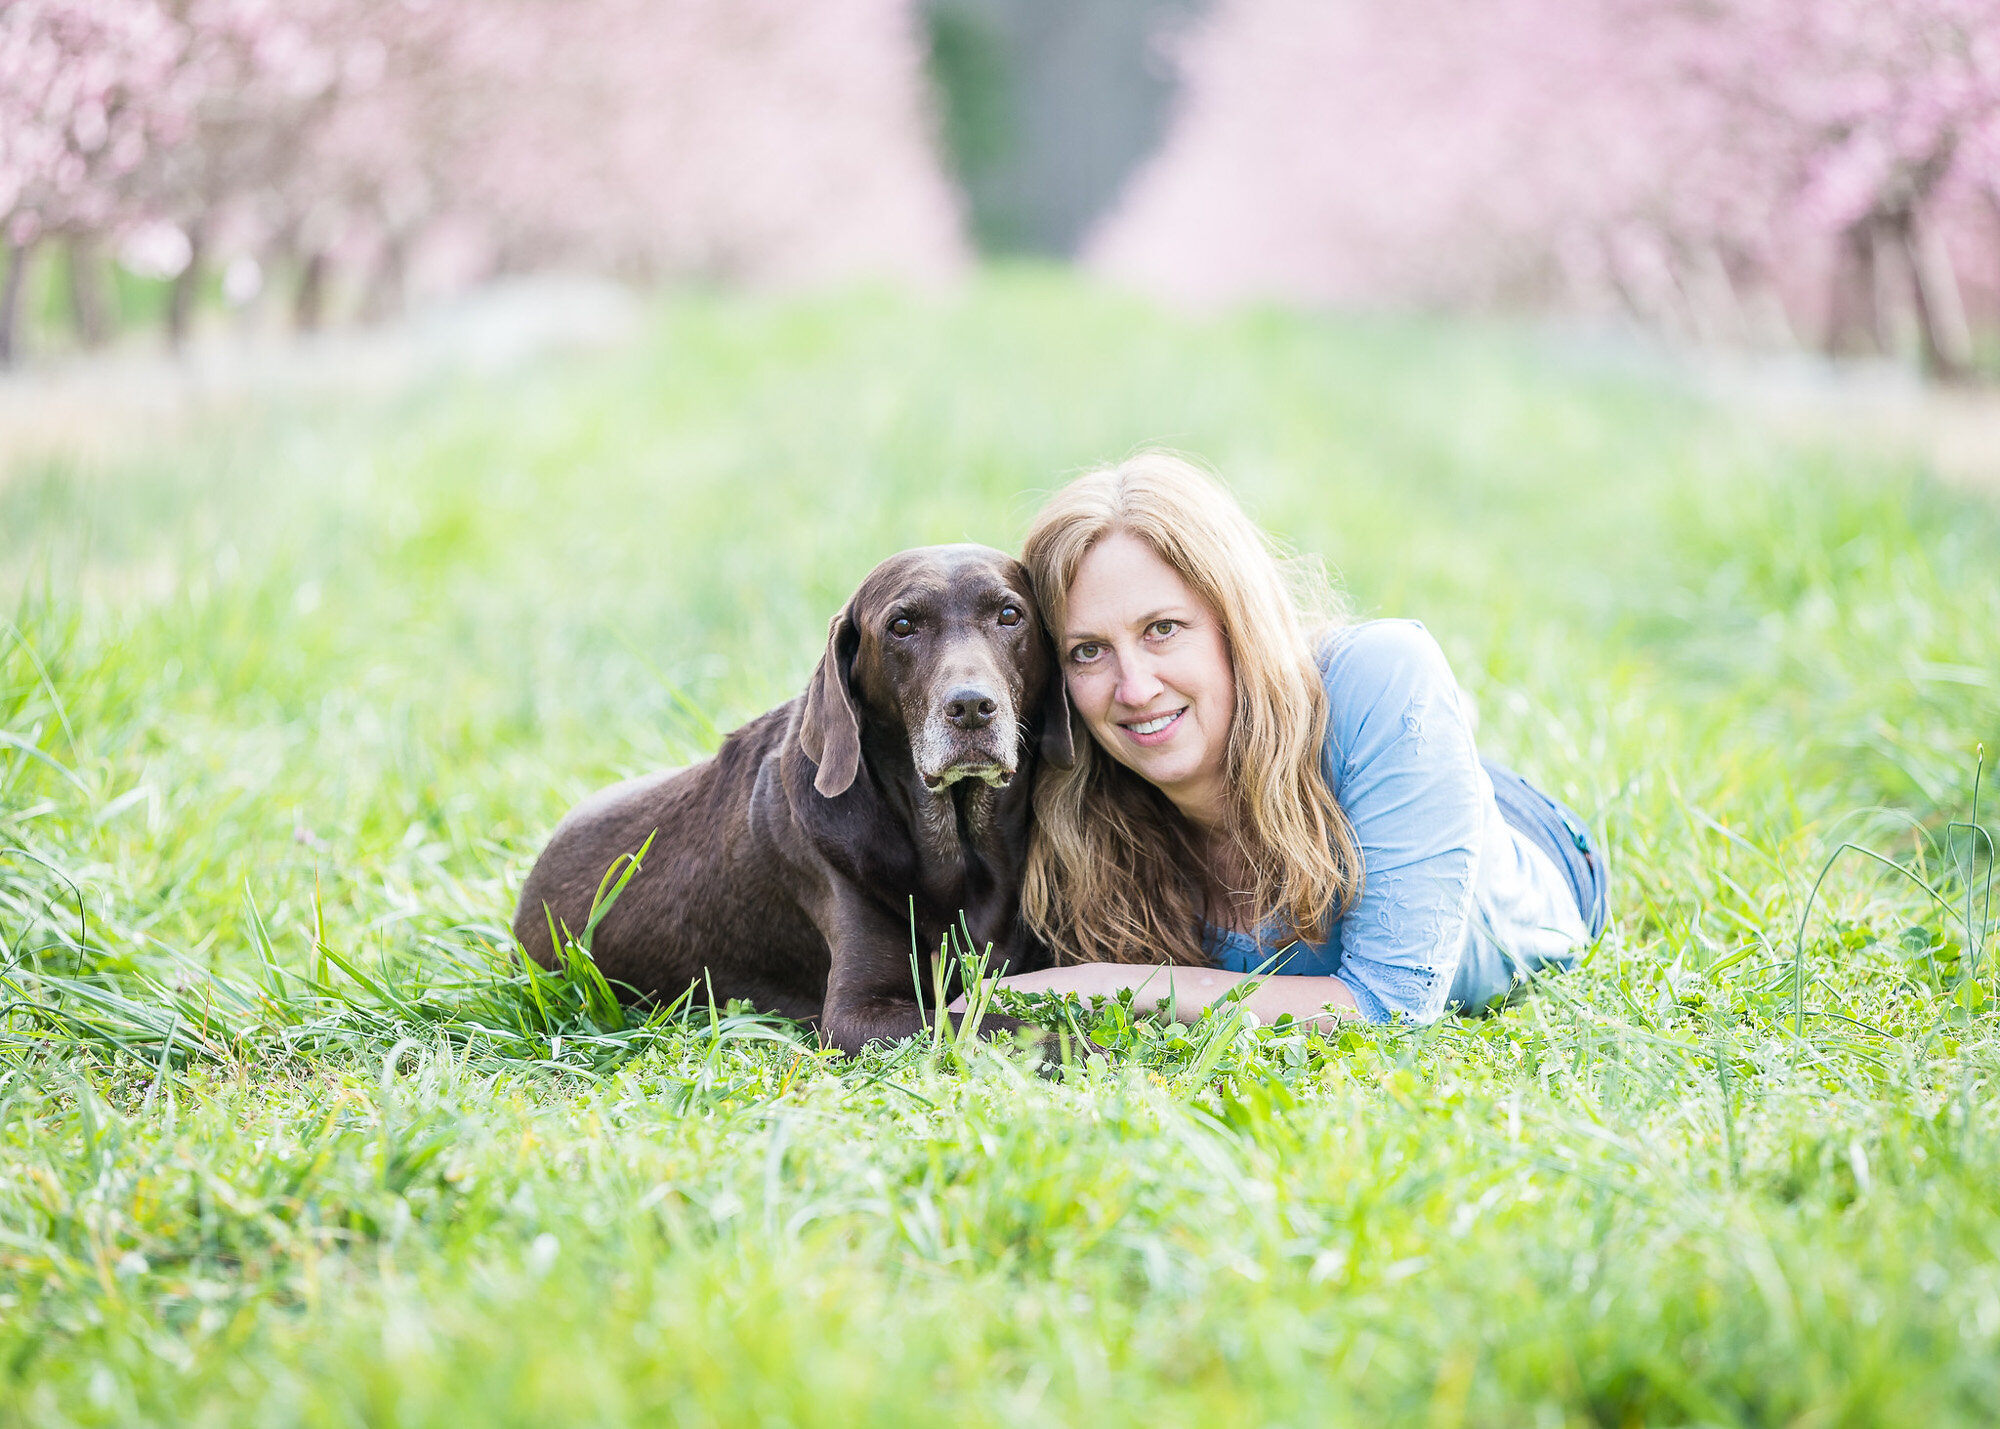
[800,603,863,797]
[1040,660,1075,769]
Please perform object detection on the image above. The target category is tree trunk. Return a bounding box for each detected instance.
[293,250,328,331]
[66,236,113,347]
[1824,221,1880,357]
[1741,270,1797,350]
[1904,214,1973,381]
[167,225,206,350]
[1870,216,1916,358]
[360,234,406,323]
[1606,232,1690,337]
[0,241,29,367]
[1685,244,1745,346]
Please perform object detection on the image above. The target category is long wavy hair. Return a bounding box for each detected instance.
[1021,452,1363,966]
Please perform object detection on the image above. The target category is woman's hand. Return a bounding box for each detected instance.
[949,963,1361,1029]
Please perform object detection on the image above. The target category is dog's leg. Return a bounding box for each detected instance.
[816,892,1037,1056]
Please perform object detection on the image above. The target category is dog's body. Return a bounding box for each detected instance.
[512,545,1072,1053]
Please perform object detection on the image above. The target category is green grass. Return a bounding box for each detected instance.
[3,270,1998,1426]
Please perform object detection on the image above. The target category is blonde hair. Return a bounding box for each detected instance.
[1021,451,1362,966]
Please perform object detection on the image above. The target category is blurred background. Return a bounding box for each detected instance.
[10,11,2000,1418]
[4,0,1997,379]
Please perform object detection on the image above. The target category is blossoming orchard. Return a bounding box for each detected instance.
[6,0,2000,377]
[1092,0,2000,376]
[0,0,964,361]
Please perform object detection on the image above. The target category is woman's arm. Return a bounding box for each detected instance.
[1315,620,1484,1023]
[956,963,1361,1029]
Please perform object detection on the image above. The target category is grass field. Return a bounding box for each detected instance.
[3,271,1999,1426]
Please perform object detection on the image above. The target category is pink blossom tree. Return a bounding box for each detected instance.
[1,0,963,362]
[0,0,188,358]
[1088,0,2000,376]
[418,0,966,288]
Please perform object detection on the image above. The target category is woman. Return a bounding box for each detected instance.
[988,451,1605,1028]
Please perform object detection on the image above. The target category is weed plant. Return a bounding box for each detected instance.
[2,272,1998,1426]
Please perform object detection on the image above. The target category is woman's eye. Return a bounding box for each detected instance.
[1149,620,1178,638]
[889,617,915,638]
[998,605,1023,627]
[1069,642,1101,663]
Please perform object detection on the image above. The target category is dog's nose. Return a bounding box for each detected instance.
[945,688,998,730]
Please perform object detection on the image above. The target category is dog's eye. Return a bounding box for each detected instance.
[888,616,915,638]
[998,605,1023,627]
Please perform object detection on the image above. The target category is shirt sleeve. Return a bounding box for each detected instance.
[1319,621,1483,1023]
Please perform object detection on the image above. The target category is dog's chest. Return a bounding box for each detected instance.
[900,786,1020,939]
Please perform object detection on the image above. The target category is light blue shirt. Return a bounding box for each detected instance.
[1205,620,1586,1022]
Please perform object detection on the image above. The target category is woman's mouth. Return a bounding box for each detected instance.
[1121,707,1186,742]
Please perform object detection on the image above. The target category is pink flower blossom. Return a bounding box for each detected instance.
[2,0,964,329]
[1087,0,2000,366]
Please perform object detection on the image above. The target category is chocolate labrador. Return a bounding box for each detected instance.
[512,544,1074,1053]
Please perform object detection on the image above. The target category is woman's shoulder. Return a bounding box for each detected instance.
[1315,618,1457,702]
[1314,619,1467,779]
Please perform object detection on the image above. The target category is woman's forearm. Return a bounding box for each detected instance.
[967,963,1361,1028]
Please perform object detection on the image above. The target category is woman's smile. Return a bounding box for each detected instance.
[1120,706,1187,741]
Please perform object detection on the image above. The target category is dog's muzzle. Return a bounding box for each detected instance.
[916,707,1019,793]
[921,762,1016,793]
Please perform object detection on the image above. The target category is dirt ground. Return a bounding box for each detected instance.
[0,275,641,472]
[1695,351,2000,497]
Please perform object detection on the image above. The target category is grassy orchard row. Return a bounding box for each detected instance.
[2,275,1999,1424]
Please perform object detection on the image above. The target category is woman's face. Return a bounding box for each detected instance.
[1060,530,1236,827]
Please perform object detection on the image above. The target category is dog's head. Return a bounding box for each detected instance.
[799,544,1074,798]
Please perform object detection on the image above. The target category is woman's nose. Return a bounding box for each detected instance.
[1113,652,1163,708]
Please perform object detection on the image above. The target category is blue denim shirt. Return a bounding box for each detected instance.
[1204,620,1586,1022]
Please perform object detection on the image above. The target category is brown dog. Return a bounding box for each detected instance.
[512,544,1074,1053]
